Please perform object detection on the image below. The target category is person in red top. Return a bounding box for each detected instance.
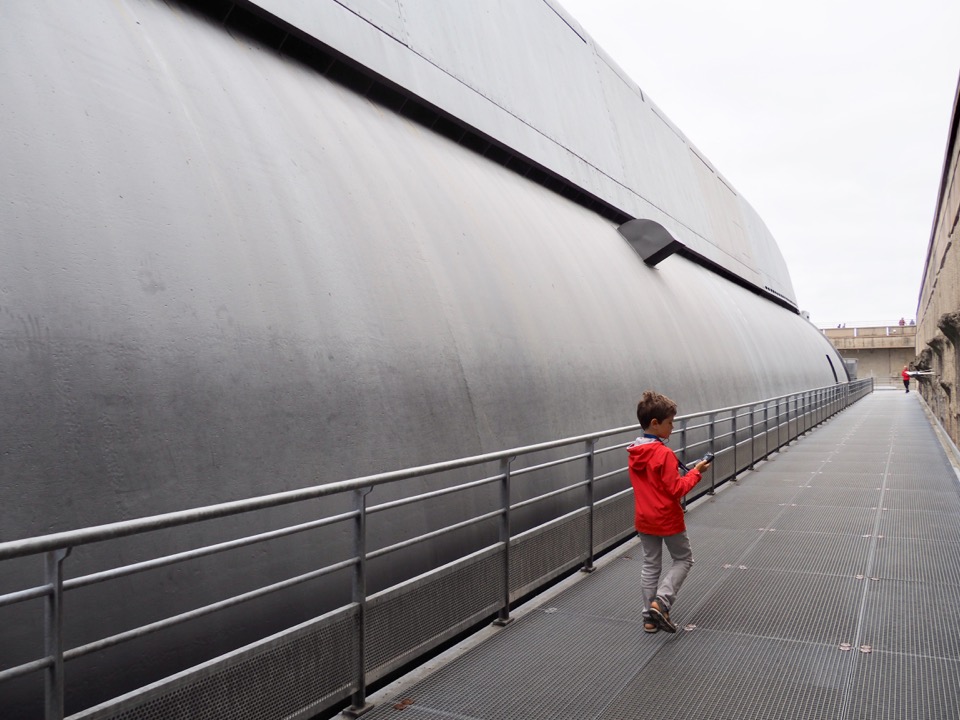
[628,390,711,633]
[902,366,911,393]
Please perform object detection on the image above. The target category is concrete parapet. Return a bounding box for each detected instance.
[829,335,916,350]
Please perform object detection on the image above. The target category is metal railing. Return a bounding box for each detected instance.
[0,379,873,720]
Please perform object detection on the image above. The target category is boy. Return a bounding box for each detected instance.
[628,390,711,633]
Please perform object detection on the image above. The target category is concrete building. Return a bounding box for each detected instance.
[917,75,960,443]
[822,324,917,387]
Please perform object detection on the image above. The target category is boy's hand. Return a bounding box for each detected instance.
[694,460,711,473]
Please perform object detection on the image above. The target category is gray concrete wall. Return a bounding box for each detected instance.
[839,348,917,387]
[916,77,960,440]
[822,326,917,387]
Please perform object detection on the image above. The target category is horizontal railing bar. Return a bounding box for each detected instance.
[0,655,52,683]
[601,486,633,502]
[595,467,627,483]
[0,430,621,561]
[64,511,359,592]
[0,381,866,561]
[62,558,360,662]
[367,510,503,560]
[368,474,502,515]
[511,452,590,478]
[0,583,51,609]
[595,440,633,456]
[510,480,589,512]
[683,439,711,453]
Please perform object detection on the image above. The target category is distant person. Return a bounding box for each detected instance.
[902,365,911,393]
[628,390,711,634]
[910,319,916,326]
[899,317,906,327]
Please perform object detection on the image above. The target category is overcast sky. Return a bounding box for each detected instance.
[558,0,960,328]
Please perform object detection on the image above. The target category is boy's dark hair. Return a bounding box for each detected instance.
[636,390,677,428]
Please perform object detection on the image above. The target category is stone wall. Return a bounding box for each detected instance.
[916,79,960,442]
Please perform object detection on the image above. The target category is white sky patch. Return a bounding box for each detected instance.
[557,0,960,327]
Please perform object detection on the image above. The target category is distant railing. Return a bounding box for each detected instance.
[0,379,874,720]
[822,324,917,340]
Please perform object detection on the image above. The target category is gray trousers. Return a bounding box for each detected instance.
[638,531,694,613]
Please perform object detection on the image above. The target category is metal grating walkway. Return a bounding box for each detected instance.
[351,391,960,720]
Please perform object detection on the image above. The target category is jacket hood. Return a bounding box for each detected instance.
[628,435,663,451]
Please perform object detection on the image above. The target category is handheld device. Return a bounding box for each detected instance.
[700,452,714,464]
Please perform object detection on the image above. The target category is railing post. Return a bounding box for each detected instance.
[777,398,783,452]
[679,418,687,461]
[749,405,756,470]
[796,394,801,435]
[707,413,716,495]
[346,487,373,718]
[762,403,770,460]
[732,410,738,480]
[44,547,71,720]
[493,457,514,626]
[582,438,597,573]
[679,418,690,509]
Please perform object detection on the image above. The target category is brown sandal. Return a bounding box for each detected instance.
[649,598,677,633]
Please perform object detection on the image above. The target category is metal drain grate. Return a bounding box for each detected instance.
[859,578,960,658]
[596,631,853,720]
[885,469,958,491]
[871,537,960,584]
[878,508,960,542]
[689,569,862,644]
[687,499,785,531]
[769,505,876,535]
[739,530,872,576]
[882,488,960,512]
[794,486,883,508]
[844,651,960,720]
[362,609,665,720]
[807,470,886,488]
[718,484,805,505]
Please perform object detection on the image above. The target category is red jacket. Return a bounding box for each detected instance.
[628,436,702,536]
[902,368,910,381]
